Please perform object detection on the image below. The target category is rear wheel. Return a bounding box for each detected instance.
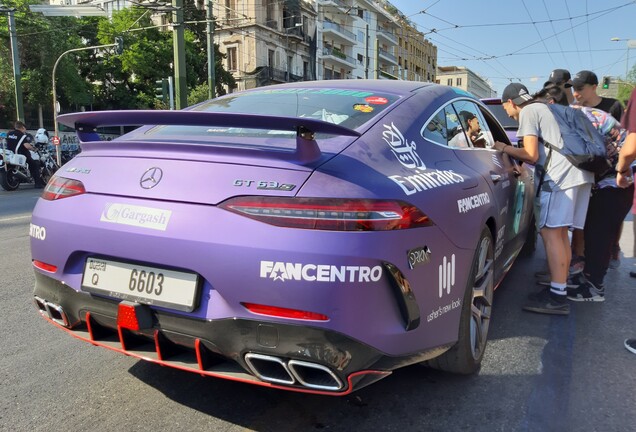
[0,169,20,191]
[428,227,494,374]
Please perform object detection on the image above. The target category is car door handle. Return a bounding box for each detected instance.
[490,174,502,183]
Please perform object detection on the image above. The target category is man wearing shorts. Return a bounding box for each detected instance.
[493,83,594,315]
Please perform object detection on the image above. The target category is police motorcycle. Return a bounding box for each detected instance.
[0,128,60,191]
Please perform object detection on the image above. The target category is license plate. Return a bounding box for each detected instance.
[81,257,199,312]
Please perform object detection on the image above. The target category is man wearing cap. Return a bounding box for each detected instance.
[572,70,624,121]
[492,83,594,315]
[545,68,575,105]
[572,70,625,269]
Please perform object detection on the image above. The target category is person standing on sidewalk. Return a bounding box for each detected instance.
[614,87,636,355]
[493,83,594,315]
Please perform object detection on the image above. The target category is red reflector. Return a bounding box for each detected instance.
[41,176,86,201]
[117,302,141,331]
[32,260,58,273]
[242,303,329,321]
[220,197,433,231]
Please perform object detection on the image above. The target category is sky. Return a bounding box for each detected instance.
[388,0,636,97]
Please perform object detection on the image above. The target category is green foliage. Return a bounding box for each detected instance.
[0,0,236,128]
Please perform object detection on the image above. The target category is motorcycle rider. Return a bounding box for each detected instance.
[5,121,46,188]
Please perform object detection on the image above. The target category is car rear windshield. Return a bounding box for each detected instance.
[144,88,399,139]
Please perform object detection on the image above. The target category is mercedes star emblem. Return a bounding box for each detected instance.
[140,167,163,189]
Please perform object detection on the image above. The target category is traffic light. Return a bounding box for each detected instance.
[155,79,168,102]
[114,36,124,55]
[602,76,611,89]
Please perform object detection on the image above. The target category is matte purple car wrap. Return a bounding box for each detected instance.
[31,80,535,395]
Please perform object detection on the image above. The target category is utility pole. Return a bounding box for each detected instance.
[365,22,369,79]
[172,0,187,109]
[1,6,25,122]
[206,0,215,99]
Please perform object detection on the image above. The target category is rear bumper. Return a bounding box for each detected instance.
[33,271,450,395]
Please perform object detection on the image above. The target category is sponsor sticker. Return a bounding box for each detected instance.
[365,96,388,105]
[260,261,382,283]
[353,104,374,113]
[457,192,491,214]
[407,245,431,269]
[100,203,172,231]
[30,223,46,240]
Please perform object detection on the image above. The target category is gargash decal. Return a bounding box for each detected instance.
[100,203,171,231]
[383,122,426,170]
[260,261,382,283]
[30,223,46,240]
[457,192,490,214]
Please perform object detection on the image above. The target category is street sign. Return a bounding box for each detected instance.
[52,136,60,146]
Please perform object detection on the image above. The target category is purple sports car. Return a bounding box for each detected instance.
[31,80,534,395]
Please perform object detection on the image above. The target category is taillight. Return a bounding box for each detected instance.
[41,176,86,201]
[220,197,433,231]
[241,303,329,321]
[33,260,58,272]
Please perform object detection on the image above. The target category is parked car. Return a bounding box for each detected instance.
[31,80,535,395]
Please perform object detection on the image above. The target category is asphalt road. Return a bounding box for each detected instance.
[1,186,634,432]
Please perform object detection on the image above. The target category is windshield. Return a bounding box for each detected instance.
[145,88,399,139]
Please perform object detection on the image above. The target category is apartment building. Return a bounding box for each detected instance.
[316,0,399,80]
[436,66,495,99]
[213,0,317,91]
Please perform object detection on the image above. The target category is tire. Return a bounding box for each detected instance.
[427,227,494,374]
[0,169,20,191]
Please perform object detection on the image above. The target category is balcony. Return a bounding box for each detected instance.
[322,20,356,45]
[378,48,398,65]
[318,0,349,12]
[376,27,397,45]
[265,19,278,31]
[322,47,356,68]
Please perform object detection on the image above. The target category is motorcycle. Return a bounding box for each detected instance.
[0,138,60,191]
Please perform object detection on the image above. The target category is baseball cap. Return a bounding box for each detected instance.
[501,83,533,105]
[546,69,573,88]
[572,70,599,88]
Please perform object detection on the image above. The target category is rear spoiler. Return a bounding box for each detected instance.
[58,110,361,163]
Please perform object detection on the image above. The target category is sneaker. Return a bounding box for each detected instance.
[625,339,636,355]
[569,255,585,275]
[567,280,605,302]
[522,289,570,315]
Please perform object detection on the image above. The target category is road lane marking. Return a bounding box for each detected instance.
[0,215,32,223]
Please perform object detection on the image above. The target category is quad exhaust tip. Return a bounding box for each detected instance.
[244,353,343,391]
[34,295,70,327]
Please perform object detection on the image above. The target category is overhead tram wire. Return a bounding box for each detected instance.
[521,0,557,65]
[541,0,568,65]
[563,0,583,65]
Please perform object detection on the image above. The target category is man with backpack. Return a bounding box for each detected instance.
[493,83,594,315]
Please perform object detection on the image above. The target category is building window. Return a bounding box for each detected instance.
[456,78,462,86]
[227,47,237,71]
[357,54,364,65]
[447,78,453,86]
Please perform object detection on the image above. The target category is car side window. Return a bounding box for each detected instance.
[451,101,494,149]
[422,109,449,146]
